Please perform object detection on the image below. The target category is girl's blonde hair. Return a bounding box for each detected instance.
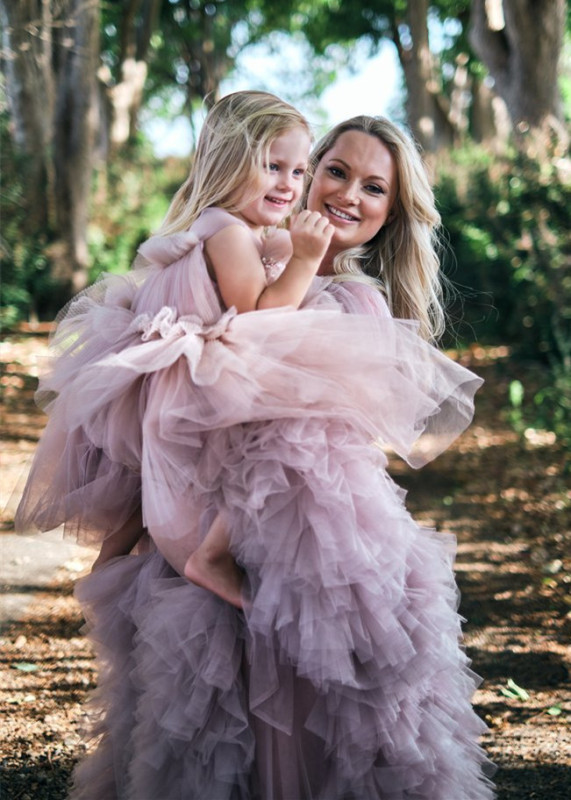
[304,116,445,341]
[159,91,310,236]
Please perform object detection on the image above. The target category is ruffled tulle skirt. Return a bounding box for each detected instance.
[16,273,482,568]
[15,269,493,797]
[70,414,495,799]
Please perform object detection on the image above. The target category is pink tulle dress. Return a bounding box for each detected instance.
[16,208,495,798]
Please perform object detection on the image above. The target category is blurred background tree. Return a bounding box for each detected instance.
[1,0,570,439]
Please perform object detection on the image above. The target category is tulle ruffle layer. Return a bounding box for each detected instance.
[70,446,496,800]
[219,416,495,797]
[15,267,482,554]
[70,553,254,800]
[17,219,493,797]
[69,409,494,798]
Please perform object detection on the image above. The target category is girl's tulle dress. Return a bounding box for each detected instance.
[16,208,495,798]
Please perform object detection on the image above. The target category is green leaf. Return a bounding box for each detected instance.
[12,662,39,673]
[509,380,524,408]
[546,705,562,716]
[501,678,530,702]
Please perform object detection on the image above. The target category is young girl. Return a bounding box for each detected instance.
[17,90,332,585]
[87,90,334,606]
[17,105,494,798]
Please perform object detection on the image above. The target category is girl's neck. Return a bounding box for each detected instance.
[230,209,264,239]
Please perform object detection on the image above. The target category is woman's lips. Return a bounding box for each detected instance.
[325,203,359,222]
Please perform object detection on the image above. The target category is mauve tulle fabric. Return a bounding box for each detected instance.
[16,208,495,798]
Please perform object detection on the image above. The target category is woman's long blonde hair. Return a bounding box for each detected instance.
[304,116,445,342]
[158,91,310,236]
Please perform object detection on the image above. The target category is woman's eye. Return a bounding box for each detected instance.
[365,184,384,195]
[327,166,345,179]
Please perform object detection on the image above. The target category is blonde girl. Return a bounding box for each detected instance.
[89,91,334,598]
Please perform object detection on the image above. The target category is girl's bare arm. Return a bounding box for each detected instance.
[205,212,334,313]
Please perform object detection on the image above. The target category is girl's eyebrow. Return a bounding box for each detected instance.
[327,157,390,188]
[271,156,308,166]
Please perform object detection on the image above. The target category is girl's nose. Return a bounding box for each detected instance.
[277,172,294,191]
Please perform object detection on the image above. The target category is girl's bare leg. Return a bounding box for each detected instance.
[91,506,145,572]
[184,512,244,609]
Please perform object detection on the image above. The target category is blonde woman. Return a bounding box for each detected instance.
[305,115,444,342]
[17,106,494,798]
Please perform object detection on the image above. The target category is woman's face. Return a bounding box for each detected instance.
[306,130,397,273]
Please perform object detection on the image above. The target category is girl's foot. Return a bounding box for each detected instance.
[184,549,244,609]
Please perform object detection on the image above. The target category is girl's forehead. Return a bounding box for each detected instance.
[269,127,312,156]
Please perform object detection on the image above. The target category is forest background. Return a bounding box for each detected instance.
[1,0,570,445]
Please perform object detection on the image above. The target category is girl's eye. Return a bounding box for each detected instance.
[293,168,305,177]
[268,163,279,172]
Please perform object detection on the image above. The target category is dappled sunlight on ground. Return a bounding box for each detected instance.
[1,335,569,798]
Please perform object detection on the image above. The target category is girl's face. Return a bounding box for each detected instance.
[306,130,397,273]
[235,127,311,232]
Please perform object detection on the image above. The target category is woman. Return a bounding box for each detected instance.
[21,112,495,799]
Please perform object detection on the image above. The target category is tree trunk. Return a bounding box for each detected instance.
[0,0,55,231]
[2,0,101,301]
[52,0,101,293]
[108,0,161,146]
[470,76,511,151]
[469,0,568,150]
[394,0,455,152]
[181,7,232,111]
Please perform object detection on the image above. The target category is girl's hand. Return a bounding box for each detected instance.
[289,211,335,268]
[255,211,334,309]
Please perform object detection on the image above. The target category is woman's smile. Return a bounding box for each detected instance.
[323,203,361,223]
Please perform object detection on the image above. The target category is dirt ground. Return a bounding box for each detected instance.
[1,333,570,799]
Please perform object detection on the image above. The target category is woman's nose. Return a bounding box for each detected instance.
[337,181,359,204]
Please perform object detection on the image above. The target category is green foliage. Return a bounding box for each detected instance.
[0,113,61,328]
[561,34,571,122]
[436,144,571,443]
[1,118,187,327]
[507,379,525,433]
[87,142,184,282]
[500,678,530,702]
[529,363,571,448]
[437,146,571,359]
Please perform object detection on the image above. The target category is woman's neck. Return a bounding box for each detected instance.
[317,252,336,276]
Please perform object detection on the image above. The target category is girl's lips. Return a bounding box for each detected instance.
[325,203,359,222]
[265,195,291,206]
